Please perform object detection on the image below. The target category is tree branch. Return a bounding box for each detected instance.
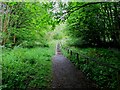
[64,2,104,15]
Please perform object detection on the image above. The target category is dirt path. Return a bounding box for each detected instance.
[52,44,98,89]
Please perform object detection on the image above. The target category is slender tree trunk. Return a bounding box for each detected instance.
[100,3,106,45]
[1,4,9,46]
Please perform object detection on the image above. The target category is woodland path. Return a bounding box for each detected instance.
[52,43,99,89]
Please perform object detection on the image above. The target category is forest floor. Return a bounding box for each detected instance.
[52,44,99,89]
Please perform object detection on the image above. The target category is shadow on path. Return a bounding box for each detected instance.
[52,43,98,89]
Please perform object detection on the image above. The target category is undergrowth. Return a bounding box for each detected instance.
[2,46,54,90]
[61,46,120,89]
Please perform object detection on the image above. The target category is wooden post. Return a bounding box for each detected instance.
[67,48,69,54]
[76,53,80,69]
[73,51,75,60]
[70,50,72,56]
[76,53,79,62]
[117,70,120,90]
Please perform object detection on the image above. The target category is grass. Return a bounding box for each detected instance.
[2,46,55,90]
[61,46,120,89]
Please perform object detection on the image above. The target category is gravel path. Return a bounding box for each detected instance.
[52,44,98,89]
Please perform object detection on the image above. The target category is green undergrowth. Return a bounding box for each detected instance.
[70,47,120,68]
[61,46,120,89]
[2,46,55,89]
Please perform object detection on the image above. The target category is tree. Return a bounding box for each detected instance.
[1,2,55,48]
[59,2,120,48]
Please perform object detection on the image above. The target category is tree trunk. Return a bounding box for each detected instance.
[1,4,9,46]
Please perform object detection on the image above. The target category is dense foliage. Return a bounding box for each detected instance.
[1,2,55,48]
[62,46,120,89]
[58,2,120,89]
[2,46,54,89]
[58,2,120,48]
[1,2,56,89]
[1,1,120,89]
